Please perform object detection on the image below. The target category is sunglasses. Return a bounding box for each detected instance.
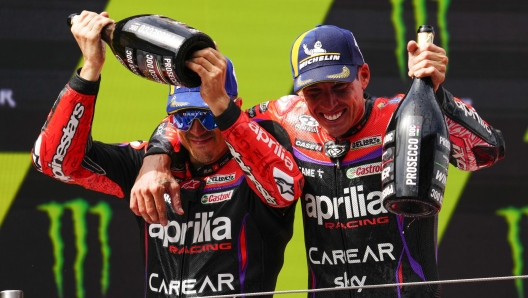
[172,109,217,131]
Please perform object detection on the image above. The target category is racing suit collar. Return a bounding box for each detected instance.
[190,151,233,177]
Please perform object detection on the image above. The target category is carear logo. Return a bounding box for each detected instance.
[38,198,112,298]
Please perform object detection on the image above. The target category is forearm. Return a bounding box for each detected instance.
[31,70,143,198]
[33,69,99,179]
[145,116,179,157]
[215,100,304,207]
[436,86,505,171]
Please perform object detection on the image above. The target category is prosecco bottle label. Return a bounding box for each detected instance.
[400,115,423,196]
[429,135,450,205]
[123,20,185,50]
[161,56,180,85]
[136,50,169,84]
[123,47,141,76]
[380,25,449,217]
[381,131,395,200]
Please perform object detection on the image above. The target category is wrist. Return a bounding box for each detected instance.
[208,95,231,116]
[79,61,103,81]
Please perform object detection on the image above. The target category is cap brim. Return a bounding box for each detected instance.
[166,90,210,114]
[293,64,358,93]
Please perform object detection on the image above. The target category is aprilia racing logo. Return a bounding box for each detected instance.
[149,211,231,247]
[454,100,492,135]
[305,185,388,226]
[51,102,84,182]
[248,121,294,171]
[226,122,296,206]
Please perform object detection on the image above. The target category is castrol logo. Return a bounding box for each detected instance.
[346,162,382,179]
[201,190,234,204]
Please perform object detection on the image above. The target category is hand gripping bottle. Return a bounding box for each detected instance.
[381,25,450,217]
[68,14,215,87]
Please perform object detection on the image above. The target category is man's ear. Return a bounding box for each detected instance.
[358,63,370,89]
[234,97,243,107]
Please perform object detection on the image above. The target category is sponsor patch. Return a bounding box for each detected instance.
[273,167,295,201]
[295,138,323,152]
[247,106,257,118]
[206,173,236,185]
[346,162,382,179]
[295,115,319,133]
[201,190,234,204]
[180,179,202,190]
[259,102,269,113]
[350,135,382,150]
[298,114,319,126]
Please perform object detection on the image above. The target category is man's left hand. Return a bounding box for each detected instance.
[407,41,448,91]
[130,154,182,226]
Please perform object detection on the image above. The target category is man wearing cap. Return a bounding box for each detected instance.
[138,24,505,297]
[31,11,304,297]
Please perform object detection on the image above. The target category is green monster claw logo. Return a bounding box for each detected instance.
[390,0,451,80]
[497,206,528,298]
[38,198,112,298]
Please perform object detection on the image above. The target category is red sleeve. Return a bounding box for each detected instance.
[391,88,505,172]
[31,72,146,198]
[145,98,304,208]
[215,100,304,208]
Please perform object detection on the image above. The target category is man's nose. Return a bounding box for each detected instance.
[189,119,208,135]
[324,88,339,108]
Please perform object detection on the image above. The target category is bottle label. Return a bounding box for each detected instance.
[124,47,141,77]
[381,132,395,200]
[383,130,395,147]
[161,56,181,85]
[400,115,422,196]
[431,135,450,190]
[136,50,170,84]
[123,20,185,50]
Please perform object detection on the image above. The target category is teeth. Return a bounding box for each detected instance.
[323,111,343,121]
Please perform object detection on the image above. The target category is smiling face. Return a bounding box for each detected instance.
[177,119,228,168]
[298,64,371,138]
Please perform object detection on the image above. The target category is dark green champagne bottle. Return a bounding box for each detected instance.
[381,25,450,217]
[68,14,215,87]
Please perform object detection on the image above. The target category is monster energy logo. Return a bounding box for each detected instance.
[38,198,112,298]
[497,206,528,298]
[390,0,450,80]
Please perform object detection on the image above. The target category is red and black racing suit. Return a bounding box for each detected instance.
[31,71,304,298]
[146,87,505,297]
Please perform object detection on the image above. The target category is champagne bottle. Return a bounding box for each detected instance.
[381,25,450,217]
[67,14,215,87]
